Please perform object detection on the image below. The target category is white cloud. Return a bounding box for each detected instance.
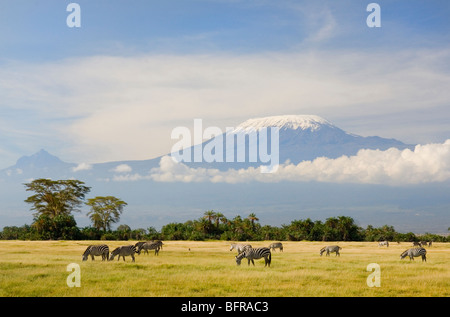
[147,140,450,185]
[112,164,132,173]
[113,173,143,182]
[72,163,93,172]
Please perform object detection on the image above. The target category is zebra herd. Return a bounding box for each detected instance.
[82,240,164,263]
[82,240,432,266]
[230,241,432,267]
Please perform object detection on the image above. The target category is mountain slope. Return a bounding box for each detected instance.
[182,115,413,170]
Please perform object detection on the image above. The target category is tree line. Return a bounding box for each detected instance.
[0,178,448,242]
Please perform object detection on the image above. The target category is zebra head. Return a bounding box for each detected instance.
[82,246,92,261]
[400,250,408,260]
[319,247,326,256]
[235,252,245,266]
[108,247,120,261]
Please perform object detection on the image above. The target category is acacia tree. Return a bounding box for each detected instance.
[24,179,90,239]
[86,196,127,232]
[24,179,91,218]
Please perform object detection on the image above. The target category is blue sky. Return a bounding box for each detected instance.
[0,0,450,167]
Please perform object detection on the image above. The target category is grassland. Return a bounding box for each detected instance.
[0,240,448,297]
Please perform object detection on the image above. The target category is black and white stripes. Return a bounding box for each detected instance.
[109,245,137,262]
[136,241,163,255]
[230,243,252,254]
[82,244,110,261]
[320,245,342,257]
[235,247,272,267]
[400,247,427,262]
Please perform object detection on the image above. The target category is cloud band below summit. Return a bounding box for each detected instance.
[144,140,450,185]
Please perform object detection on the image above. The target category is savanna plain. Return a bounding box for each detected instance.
[0,240,448,297]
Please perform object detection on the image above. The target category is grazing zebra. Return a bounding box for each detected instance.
[420,241,432,247]
[378,241,389,247]
[269,242,283,252]
[230,243,252,254]
[400,247,427,262]
[109,245,137,262]
[320,245,342,257]
[236,247,271,267]
[82,244,109,261]
[154,240,164,250]
[412,241,422,247]
[136,241,161,255]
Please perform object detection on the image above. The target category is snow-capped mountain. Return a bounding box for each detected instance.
[233,114,335,132]
[184,114,413,170]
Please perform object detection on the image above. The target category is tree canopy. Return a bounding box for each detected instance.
[86,196,127,232]
[24,178,90,218]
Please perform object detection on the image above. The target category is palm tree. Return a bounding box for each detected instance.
[203,210,216,225]
[247,213,259,227]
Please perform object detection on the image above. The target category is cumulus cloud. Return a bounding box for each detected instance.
[147,140,450,185]
[112,164,132,173]
[72,163,93,172]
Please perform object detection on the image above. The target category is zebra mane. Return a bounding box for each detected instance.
[82,245,93,255]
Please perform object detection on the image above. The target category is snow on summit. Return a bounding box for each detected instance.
[234,115,334,132]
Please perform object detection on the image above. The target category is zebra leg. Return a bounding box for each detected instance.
[422,255,426,262]
[132,254,135,262]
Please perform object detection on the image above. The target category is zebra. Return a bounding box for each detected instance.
[412,241,422,247]
[320,245,342,257]
[235,247,271,267]
[230,243,252,254]
[136,241,161,255]
[400,247,427,262]
[82,244,109,261]
[109,245,137,262]
[154,240,164,250]
[269,242,283,252]
[378,241,389,247]
[420,241,432,247]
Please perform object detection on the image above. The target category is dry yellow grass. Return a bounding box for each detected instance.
[0,240,448,297]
